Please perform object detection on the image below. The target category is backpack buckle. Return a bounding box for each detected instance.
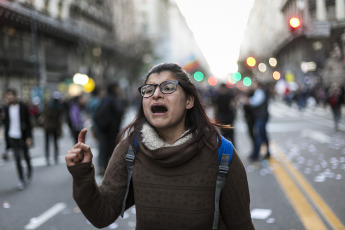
[218,165,229,176]
[125,153,135,163]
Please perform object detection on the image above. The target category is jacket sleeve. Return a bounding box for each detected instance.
[220,149,255,230]
[21,103,33,139]
[67,138,132,228]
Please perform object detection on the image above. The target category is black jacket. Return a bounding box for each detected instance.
[4,102,33,149]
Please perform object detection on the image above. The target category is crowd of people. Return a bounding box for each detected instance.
[1,78,344,192]
[0,83,126,190]
[282,82,345,130]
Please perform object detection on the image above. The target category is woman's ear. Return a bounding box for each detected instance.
[186,96,195,109]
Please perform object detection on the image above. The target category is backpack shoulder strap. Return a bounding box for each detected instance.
[121,135,139,218]
[217,135,233,164]
[213,135,233,230]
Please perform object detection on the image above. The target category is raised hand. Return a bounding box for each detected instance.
[65,128,93,166]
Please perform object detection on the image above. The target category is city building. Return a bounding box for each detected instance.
[0,0,120,101]
[133,0,211,78]
[0,0,210,104]
[239,0,345,87]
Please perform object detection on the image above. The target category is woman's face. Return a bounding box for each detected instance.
[142,71,194,137]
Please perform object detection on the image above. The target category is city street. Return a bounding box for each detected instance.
[1,100,344,230]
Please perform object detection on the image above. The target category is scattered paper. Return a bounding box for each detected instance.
[266,217,275,223]
[314,173,326,182]
[251,208,272,219]
[2,201,10,209]
[108,223,118,229]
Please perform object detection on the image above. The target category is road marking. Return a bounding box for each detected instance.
[271,142,345,230]
[268,147,327,229]
[24,202,67,229]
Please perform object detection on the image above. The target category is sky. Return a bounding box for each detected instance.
[175,0,254,80]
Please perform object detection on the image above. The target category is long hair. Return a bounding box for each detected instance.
[117,63,225,150]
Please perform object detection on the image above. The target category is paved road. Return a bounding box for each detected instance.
[0,100,344,230]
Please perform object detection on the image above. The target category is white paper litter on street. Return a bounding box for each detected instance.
[251,208,272,219]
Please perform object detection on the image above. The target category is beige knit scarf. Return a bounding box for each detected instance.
[141,123,192,150]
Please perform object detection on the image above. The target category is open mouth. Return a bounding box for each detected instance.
[151,105,168,114]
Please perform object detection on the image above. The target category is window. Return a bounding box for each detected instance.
[309,0,316,19]
[326,0,336,20]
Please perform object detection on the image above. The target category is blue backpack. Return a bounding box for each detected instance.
[121,135,233,230]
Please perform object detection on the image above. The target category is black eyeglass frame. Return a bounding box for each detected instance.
[138,80,180,98]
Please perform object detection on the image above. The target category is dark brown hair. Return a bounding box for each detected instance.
[117,63,224,150]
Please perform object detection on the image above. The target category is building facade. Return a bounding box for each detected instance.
[278,0,345,86]
[0,0,209,102]
[239,0,345,87]
[0,0,121,100]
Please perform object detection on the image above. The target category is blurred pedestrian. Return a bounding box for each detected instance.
[87,86,104,174]
[87,86,102,140]
[246,81,271,161]
[68,94,87,143]
[213,83,237,145]
[242,88,256,156]
[328,84,343,131]
[93,82,125,175]
[3,88,33,190]
[40,91,64,165]
[65,63,254,229]
[0,94,9,161]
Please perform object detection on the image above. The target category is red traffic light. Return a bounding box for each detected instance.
[289,17,301,29]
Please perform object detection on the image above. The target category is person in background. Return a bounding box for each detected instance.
[93,82,125,176]
[87,86,104,175]
[41,91,64,165]
[65,63,254,229]
[327,84,343,131]
[3,88,33,190]
[242,88,256,157]
[87,86,102,140]
[213,83,237,145]
[0,94,9,161]
[68,94,87,143]
[246,81,271,162]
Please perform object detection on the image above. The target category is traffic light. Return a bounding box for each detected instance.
[289,17,302,33]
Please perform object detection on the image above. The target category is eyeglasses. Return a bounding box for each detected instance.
[138,80,179,98]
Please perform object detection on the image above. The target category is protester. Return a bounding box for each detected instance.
[213,83,237,145]
[65,63,254,229]
[40,91,64,165]
[3,88,33,190]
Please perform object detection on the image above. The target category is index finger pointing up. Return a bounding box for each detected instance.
[78,128,88,144]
